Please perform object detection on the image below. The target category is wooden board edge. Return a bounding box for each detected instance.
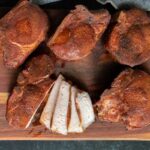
[1,137,150,141]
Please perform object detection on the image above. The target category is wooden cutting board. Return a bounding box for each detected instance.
[1,92,150,140]
[1,6,150,141]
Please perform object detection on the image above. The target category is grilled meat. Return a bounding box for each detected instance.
[17,55,54,85]
[0,0,49,68]
[6,54,54,128]
[96,69,150,130]
[6,79,53,129]
[48,5,110,61]
[106,8,150,66]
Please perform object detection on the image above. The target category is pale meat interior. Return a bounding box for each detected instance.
[76,91,95,129]
[40,75,64,129]
[51,80,71,135]
[40,74,95,135]
[68,86,83,133]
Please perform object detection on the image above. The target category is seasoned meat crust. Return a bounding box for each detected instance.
[6,54,54,128]
[0,0,49,68]
[96,69,150,130]
[17,55,54,85]
[6,79,53,128]
[48,5,111,61]
[105,8,150,66]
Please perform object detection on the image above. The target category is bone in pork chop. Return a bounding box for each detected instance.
[48,5,110,61]
[6,79,53,129]
[95,69,150,130]
[0,0,49,68]
[6,54,54,128]
[105,8,150,66]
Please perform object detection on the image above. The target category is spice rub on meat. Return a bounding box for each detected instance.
[6,54,54,128]
[105,8,150,66]
[0,0,49,68]
[48,5,111,61]
[96,69,150,130]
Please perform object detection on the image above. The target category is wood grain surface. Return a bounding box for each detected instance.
[0,7,150,141]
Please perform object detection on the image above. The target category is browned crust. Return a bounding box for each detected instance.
[17,54,54,85]
[105,8,150,67]
[0,0,49,68]
[6,79,53,129]
[6,54,55,129]
[96,69,150,130]
[48,5,111,61]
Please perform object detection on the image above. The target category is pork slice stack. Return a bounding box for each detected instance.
[40,75,95,135]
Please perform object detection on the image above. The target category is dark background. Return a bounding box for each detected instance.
[0,0,114,10]
[0,141,150,150]
[0,0,150,149]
